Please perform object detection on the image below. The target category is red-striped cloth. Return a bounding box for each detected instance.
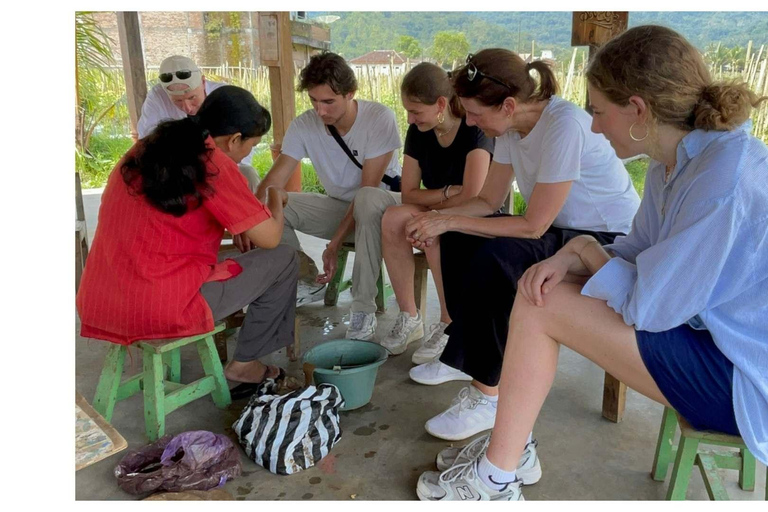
[76,137,271,345]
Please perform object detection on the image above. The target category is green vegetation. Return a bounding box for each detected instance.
[317,11,768,60]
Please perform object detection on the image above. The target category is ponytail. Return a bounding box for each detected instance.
[694,81,766,131]
[526,61,559,101]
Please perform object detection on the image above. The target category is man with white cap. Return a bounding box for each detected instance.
[136,55,260,192]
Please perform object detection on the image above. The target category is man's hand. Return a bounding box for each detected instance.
[316,242,339,285]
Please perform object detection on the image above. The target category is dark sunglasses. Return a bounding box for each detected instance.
[465,54,512,91]
[159,69,196,83]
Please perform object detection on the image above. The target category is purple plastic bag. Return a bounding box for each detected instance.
[115,431,241,495]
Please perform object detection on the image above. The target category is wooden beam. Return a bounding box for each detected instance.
[116,12,147,141]
[259,12,301,192]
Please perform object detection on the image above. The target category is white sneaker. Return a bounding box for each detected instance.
[412,321,449,364]
[417,458,524,501]
[345,311,377,341]
[435,433,542,485]
[425,386,497,441]
[296,281,326,307]
[410,358,472,386]
[380,311,424,355]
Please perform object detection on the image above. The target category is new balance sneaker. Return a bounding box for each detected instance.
[425,386,497,441]
[412,321,450,364]
[345,311,377,341]
[435,433,542,485]
[380,311,424,355]
[417,458,524,501]
[409,358,473,386]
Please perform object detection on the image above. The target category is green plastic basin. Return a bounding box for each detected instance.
[302,339,388,411]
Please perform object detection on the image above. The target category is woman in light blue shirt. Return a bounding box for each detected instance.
[416,25,768,501]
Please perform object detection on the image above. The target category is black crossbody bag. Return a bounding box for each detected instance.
[327,125,401,192]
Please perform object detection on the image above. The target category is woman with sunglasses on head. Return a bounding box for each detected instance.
[380,62,493,363]
[405,49,640,444]
[417,26,768,501]
[77,86,298,399]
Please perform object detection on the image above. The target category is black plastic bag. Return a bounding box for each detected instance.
[232,384,344,475]
[114,430,241,495]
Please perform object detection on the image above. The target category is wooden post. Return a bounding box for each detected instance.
[571,11,629,422]
[116,12,147,142]
[602,372,627,423]
[259,12,301,192]
[571,12,628,112]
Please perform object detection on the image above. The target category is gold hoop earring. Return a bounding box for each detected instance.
[629,122,649,142]
[437,111,445,125]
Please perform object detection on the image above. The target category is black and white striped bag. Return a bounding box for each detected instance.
[232,383,344,475]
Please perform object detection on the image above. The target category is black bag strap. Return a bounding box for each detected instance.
[327,124,399,189]
[327,124,363,169]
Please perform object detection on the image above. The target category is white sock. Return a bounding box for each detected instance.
[526,432,533,445]
[479,390,498,403]
[477,454,517,492]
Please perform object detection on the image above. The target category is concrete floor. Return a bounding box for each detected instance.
[76,190,765,501]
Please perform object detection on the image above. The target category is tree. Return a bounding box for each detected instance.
[430,31,470,67]
[396,35,422,59]
[75,12,118,154]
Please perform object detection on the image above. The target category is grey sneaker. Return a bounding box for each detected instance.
[380,311,424,355]
[345,311,377,341]
[412,321,449,364]
[436,434,542,485]
[417,458,524,501]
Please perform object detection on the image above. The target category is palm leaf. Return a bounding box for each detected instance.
[75,11,116,73]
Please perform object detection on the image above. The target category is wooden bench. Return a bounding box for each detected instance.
[652,406,763,500]
[324,242,393,313]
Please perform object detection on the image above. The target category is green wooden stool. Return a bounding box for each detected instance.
[651,406,763,500]
[92,323,231,441]
[324,242,393,313]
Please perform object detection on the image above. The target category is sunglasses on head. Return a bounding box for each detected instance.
[159,69,197,83]
[465,54,512,92]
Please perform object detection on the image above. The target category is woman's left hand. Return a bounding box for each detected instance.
[405,211,452,248]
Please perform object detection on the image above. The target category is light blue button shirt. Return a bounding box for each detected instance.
[581,122,768,465]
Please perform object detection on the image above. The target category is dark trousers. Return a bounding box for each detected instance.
[439,220,622,386]
[201,244,299,362]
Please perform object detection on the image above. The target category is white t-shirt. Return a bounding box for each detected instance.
[136,80,225,138]
[280,100,402,202]
[136,79,258,168]
[493,96,640,234]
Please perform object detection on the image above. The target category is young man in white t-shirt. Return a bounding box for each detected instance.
[256,52,402,340]
[135,55,260,192]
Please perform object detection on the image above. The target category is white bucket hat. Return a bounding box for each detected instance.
[158,55,202,95]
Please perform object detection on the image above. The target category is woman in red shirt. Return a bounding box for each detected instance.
[77,86,298,393]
